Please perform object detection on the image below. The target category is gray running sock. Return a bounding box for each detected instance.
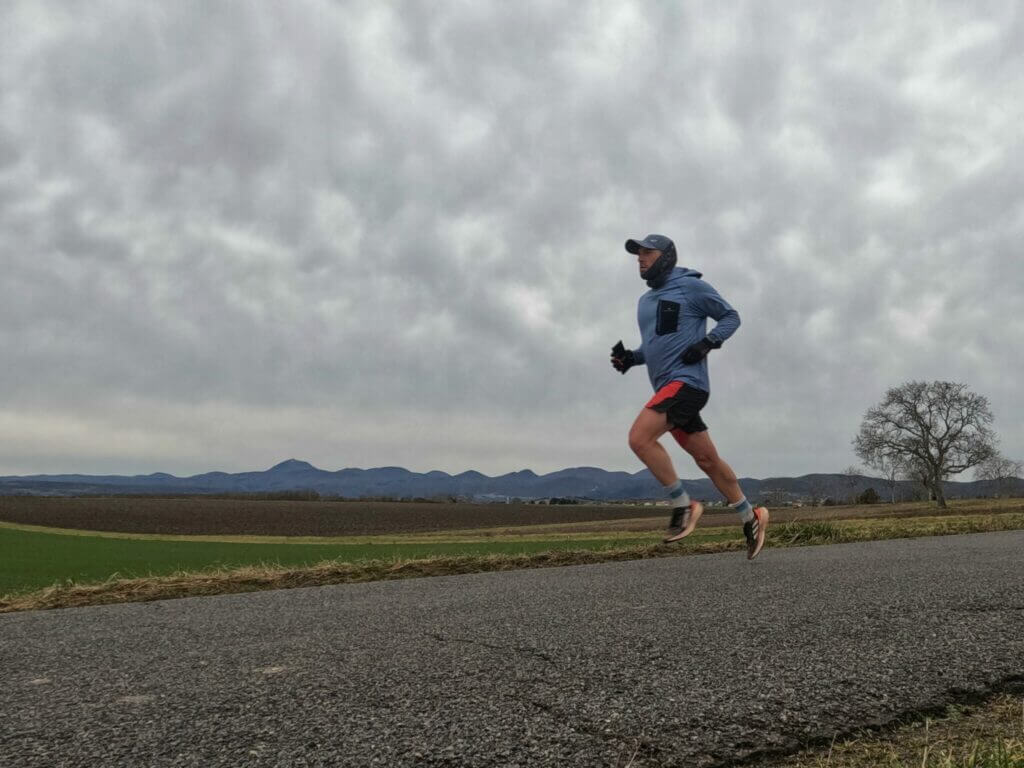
[731,496,755,523]
[665,480,690,508]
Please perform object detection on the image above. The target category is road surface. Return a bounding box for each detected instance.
[2,531,1023,767]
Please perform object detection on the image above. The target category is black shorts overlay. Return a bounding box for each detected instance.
[645,381,709,434]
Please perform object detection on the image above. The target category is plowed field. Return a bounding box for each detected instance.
[1,496,1019,537]
[0,496,655,536]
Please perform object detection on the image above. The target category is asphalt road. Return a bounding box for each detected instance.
[2,531,1023,767]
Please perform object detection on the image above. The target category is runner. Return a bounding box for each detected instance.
[610,234,769,559]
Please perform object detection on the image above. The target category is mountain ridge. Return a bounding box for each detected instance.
[1,461,1019,502]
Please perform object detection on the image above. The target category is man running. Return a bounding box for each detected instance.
[610,234,768,559]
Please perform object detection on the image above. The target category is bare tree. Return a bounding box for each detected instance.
[843,465,861,504]
[863,453,901,503]
[896,454,934,501]
[806,475,829,506]
[975,454,1023,497]
[853,381,997,508]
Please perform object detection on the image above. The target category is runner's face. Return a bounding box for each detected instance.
[637,247,661,275]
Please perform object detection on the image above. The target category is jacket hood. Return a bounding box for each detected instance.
[658,266,703,287]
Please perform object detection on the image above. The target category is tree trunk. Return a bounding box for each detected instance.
[932,474,947,508]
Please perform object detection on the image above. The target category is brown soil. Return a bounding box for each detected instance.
[0,496,1019,537]
[0,496,655,536]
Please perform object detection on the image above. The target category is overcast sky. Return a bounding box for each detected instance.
[2,1,1022,480]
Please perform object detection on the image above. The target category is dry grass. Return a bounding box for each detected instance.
[774,512,1024,544]
[755,694,1024,767]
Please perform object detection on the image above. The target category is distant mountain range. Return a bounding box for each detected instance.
[1,459,1019,502]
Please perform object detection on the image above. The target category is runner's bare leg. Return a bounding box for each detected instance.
[627,408,678,487]
[671,429,743,504]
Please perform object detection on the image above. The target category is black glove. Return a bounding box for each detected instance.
[611,340,635,374]
[681,336,720,365]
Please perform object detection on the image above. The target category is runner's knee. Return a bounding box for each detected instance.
[628,427,652,455]
[685,440,718,472]
[692,453,715,472]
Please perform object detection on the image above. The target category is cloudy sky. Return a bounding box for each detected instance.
[2,1,1022,480]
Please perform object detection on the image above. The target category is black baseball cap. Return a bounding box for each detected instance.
[625,234,674,254]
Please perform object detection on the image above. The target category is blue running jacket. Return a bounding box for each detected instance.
[630,267,741,393]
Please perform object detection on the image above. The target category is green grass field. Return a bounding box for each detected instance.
[0,522,690,596]
[5,502,1023,607]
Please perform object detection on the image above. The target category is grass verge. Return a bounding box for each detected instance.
[1,511,1022,614]
[0,538,745,613]
[753,692,1024,768]
[0,520,676,596]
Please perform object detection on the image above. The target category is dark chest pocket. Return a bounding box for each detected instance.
[655,300,680,335]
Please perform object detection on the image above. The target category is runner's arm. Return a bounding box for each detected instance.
[694,282,740,347]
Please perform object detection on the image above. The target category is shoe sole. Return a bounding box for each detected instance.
[747,506,769,560]
[663,502,704,543]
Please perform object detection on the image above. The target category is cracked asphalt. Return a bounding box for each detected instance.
[2,530,1023,767]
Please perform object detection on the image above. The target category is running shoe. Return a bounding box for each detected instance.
[743,506,769,560]
[664,501,703,543]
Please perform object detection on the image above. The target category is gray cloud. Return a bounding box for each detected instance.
[1,1,1021,478]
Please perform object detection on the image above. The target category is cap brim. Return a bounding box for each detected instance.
[625,238,643,254]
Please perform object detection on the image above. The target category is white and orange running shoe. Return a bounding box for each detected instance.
[663,501,703,543]
[744,506,769,559]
